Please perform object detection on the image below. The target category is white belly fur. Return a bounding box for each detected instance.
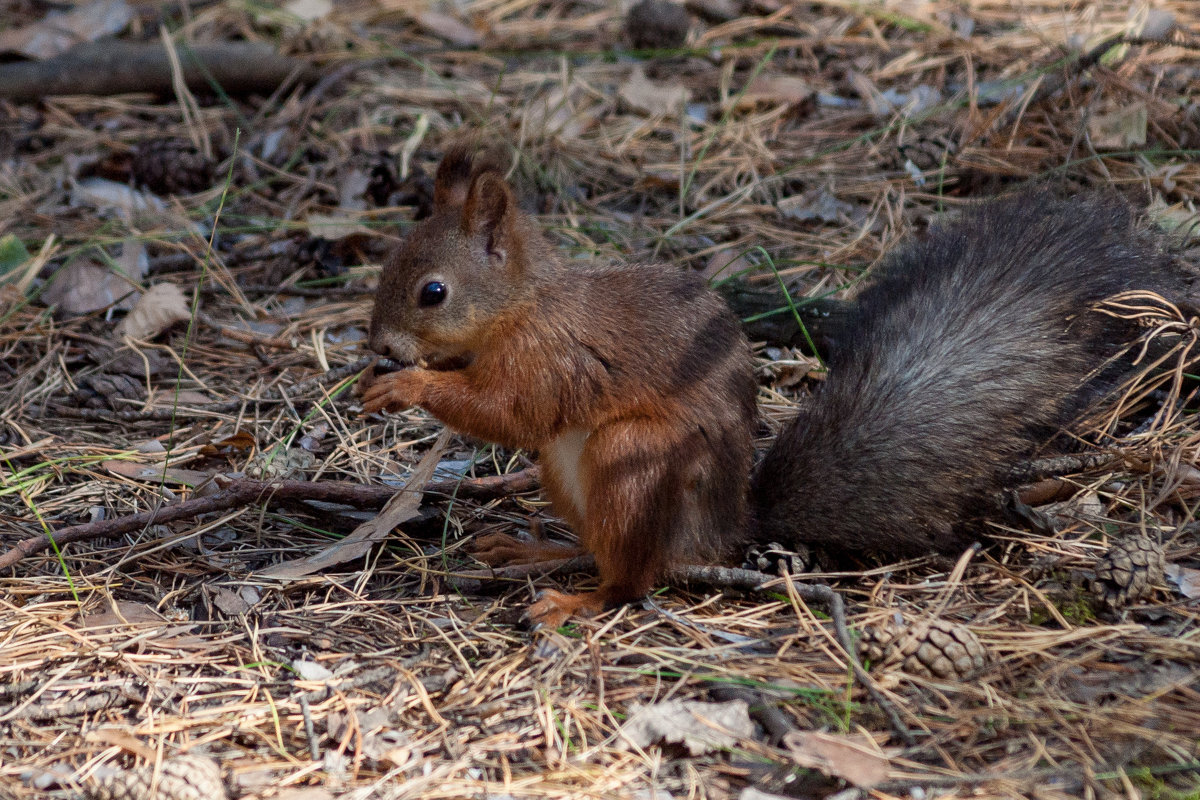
[543,427,589,519]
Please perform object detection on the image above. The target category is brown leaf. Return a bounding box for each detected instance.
[619,699,753,755]
[702,249,753,282]
[77,600,165,628]
[272,790,336,800]
[257,429,451,580]
[0,0,133,59]
[731,74,813,110]
[116,282,192,340]
[103,460,213,487]
[1165,563,1200,599]
[284,0,332,22]
[42,259,138,317]
[618,67,691,115]
[783,731,890,788]
[146,389,215,410]
[199,431,258,458]
[413,11,481,47]
[1088,103,1148,150]
[212,587,253,616]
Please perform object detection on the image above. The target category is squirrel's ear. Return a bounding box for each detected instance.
[432,143,476,210]
[462,172,516,267]
[433,142,509,211]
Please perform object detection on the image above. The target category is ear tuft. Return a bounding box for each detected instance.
[432,140,511,211]
[462,172,516,264]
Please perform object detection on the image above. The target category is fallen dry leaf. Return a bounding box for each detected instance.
[284,0,332,22]
[412,10,481,47]
[116,282,192,340]
[618,67,691,116]
[782,731,890,789]
[257,429,451,580]
[76,600,166,628]
[305,212,374,240]
[212,587,255,616]
[272,790,336,800]
[1164,563,1200,599]
[146,389,214,409]
[42,259,139,317]
[69,176,167,221]
[1088,103,1148,150]
[619,699,752,756]
[730,74,813,111]
[199,431,258,458]
[103,460,213,487]
[0,0,133,59]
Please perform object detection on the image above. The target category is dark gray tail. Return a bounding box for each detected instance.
[752,192,1180,559]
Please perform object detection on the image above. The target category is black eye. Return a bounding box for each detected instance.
[418,281,447,307]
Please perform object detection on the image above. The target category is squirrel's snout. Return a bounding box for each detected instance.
[368,326,421,366]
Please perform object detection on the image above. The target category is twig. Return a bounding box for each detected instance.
[999,33,1199,132]
[224,284,373,298]
[679,564,917,746]
[1008,452,1119,483]
[48,358,374,422]
[447,553,597,592]
[708,685,796,745]
[0,41,318,102]
[299,695,319,761]
[0,469,539,571]
[197,312,296,350]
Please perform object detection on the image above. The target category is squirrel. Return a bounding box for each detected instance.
[363,143,1179,628]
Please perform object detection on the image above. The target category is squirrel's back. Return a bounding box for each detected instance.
[752,192,1179,558]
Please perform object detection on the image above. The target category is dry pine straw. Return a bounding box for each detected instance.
[1,0,1200,798]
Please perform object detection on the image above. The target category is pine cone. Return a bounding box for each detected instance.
[743,541,815,576]
[72,373,147,410]
[1092,534,1165,608]
[89,755,227,800]
[625,0,691,49]
[132,139,215,195]
[860,618,988,680]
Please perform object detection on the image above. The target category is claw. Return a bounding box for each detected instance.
[522,588,604,630]
[472,531,582,567]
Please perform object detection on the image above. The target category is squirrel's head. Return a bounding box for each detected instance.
[368,143,530,367]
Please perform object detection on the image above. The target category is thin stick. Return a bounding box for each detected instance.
[0,469,538,571]
[679,564,917,746]
[48,358,374,422]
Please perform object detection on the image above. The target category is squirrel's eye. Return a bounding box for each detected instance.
[418,281,447,307]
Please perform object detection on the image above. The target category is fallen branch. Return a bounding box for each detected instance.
[446,556,916,746]
[49,357,373,422]
[679,564,917,747]
[0,40,318,102]
[0,468,539,571]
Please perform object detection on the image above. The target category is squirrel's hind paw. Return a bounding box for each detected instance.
[472,531,582,567]
[523,589,604,630]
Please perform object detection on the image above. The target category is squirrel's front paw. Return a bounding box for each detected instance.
[362,368,430,414]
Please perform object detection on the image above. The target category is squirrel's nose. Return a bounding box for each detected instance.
[367,326,419,365]
[367,328,389,358]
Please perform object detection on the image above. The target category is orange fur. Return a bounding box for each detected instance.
[365,142,756,627]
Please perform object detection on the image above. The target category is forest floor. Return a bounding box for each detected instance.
[1,1,1199,798]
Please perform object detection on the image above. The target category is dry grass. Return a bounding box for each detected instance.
[1,1,1199,798]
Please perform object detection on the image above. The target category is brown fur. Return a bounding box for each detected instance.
[366,142,757,626]
[752,192,1178,559]
[368,143,1181,619]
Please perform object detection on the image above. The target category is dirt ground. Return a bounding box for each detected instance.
[1,1,1199,798]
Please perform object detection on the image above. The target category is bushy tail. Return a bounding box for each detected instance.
[752,192,1180,558]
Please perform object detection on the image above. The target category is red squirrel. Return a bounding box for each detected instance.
[364,143,1178,627]
[363,145,757,627]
